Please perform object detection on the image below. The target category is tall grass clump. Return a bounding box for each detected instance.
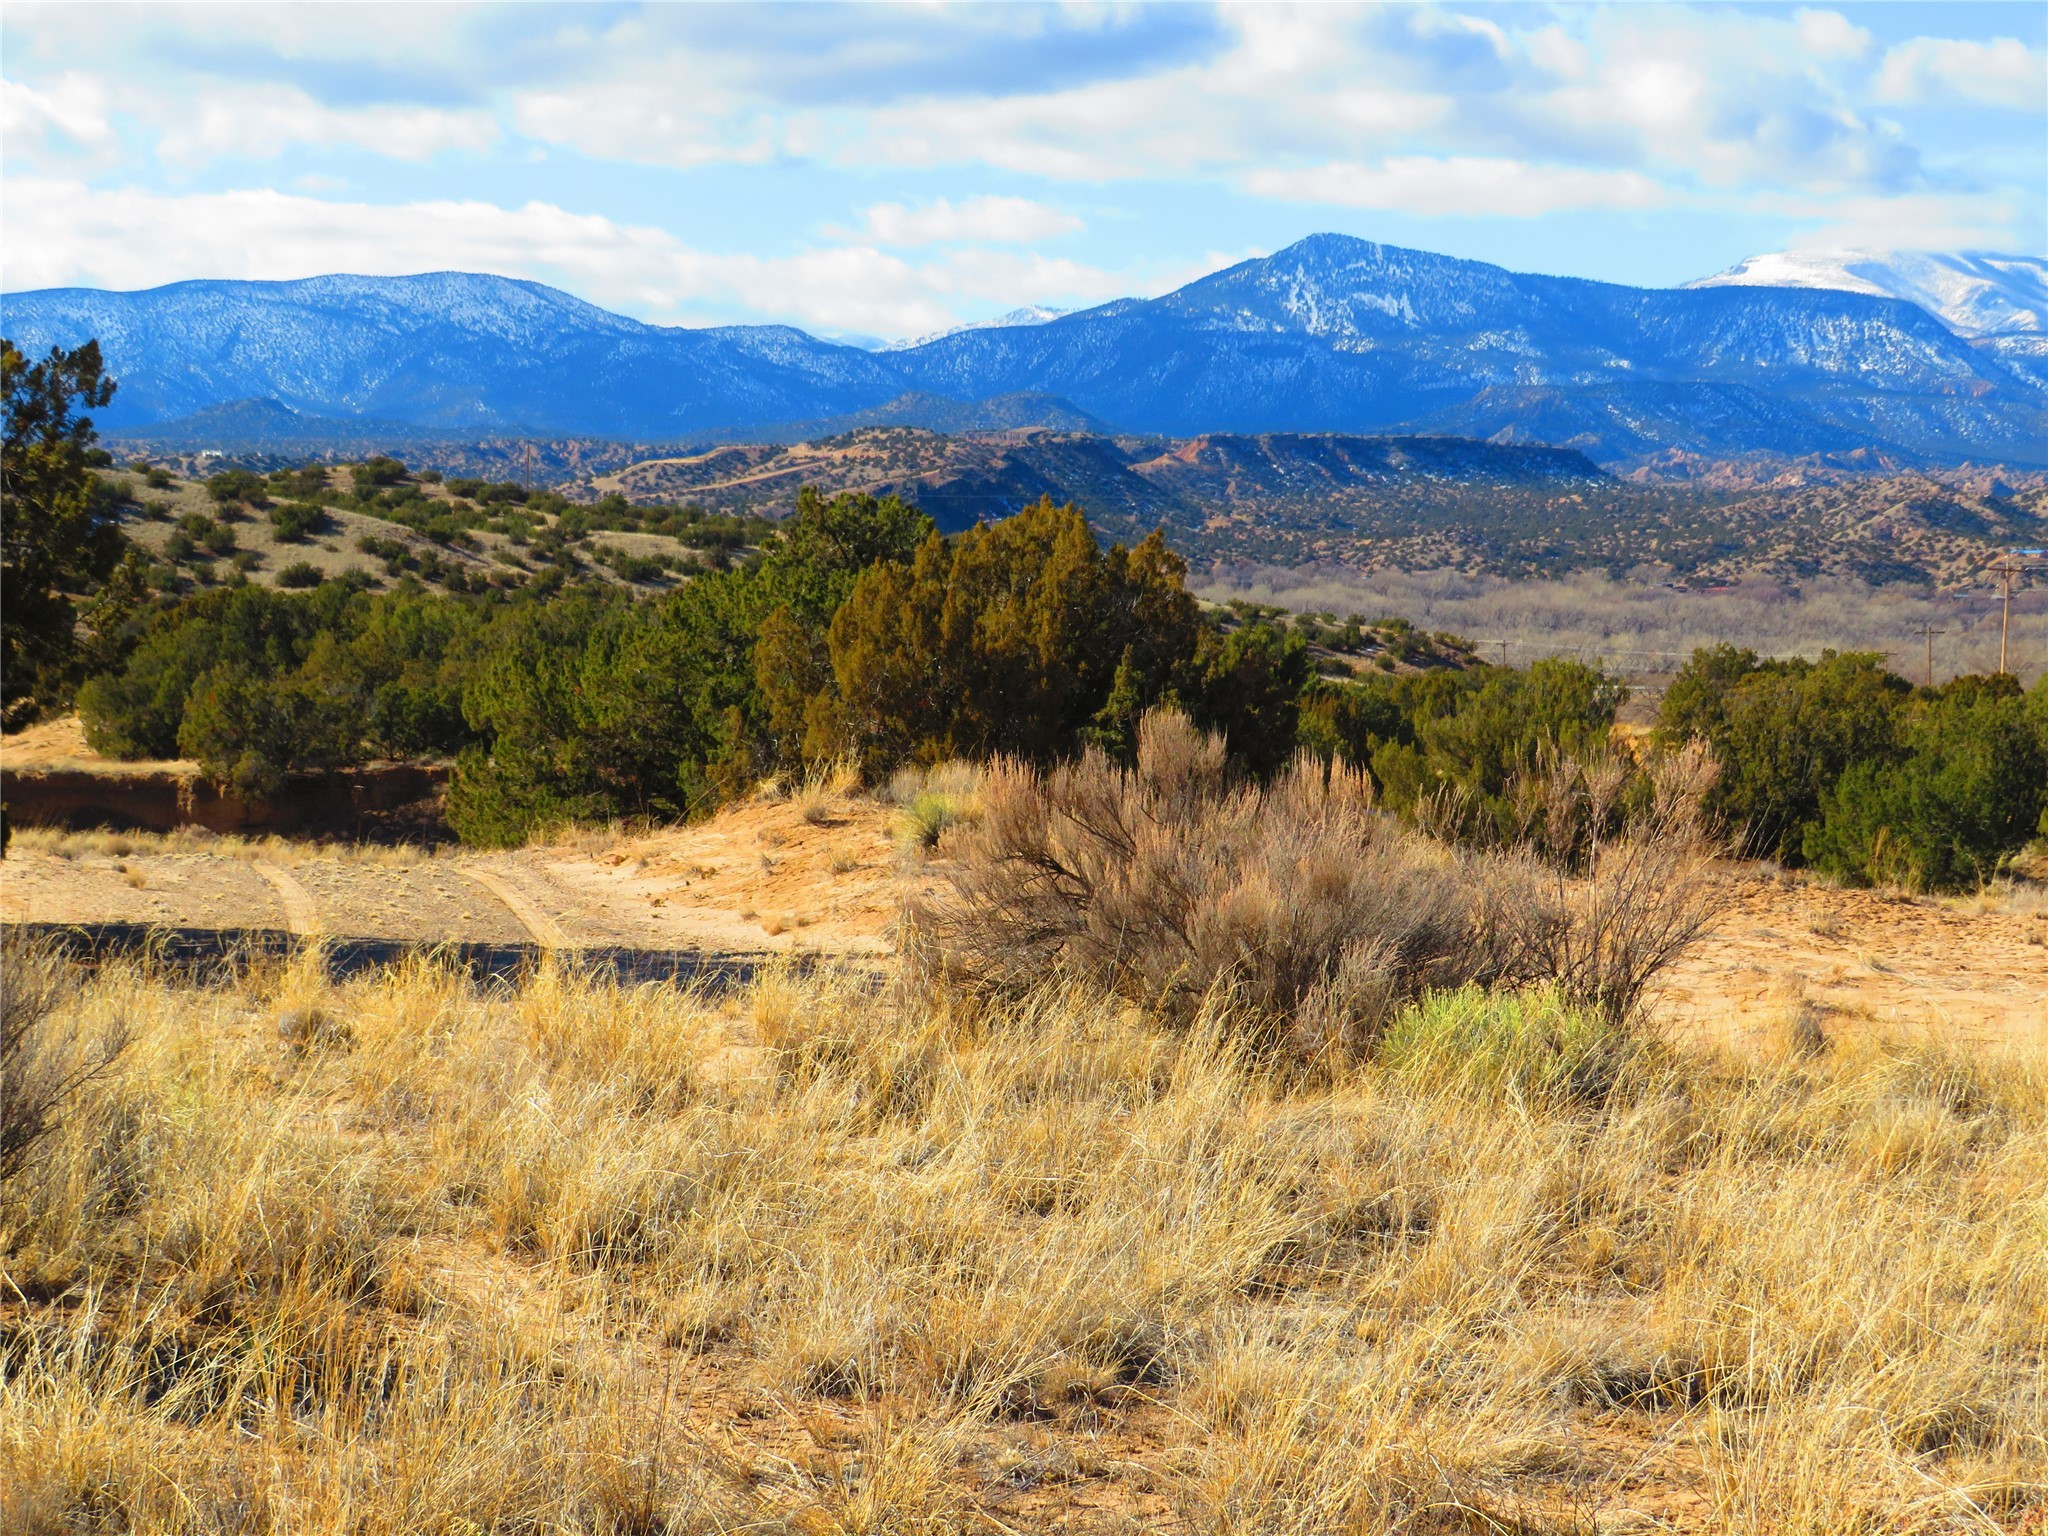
[907,711,1725,1056]
[0,935,129,1185]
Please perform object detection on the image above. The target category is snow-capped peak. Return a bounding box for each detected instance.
[887,305,1070,351]
[1686,249,2047,337]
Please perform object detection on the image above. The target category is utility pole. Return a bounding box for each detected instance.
[1993,550,2048,676]
[1919,624,1945,688]
[1498,640,1509,669]
[2000,561,2013,675]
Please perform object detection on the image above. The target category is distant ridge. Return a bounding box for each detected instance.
[8,235,2045,465]
[578,426,1610,536]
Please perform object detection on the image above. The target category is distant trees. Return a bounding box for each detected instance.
[77,579,488,793]
[1,338,129,727]
[446,488,936,843]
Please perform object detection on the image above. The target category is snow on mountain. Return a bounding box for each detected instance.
[888,234,2044,460]
[5,238,2043,464]
[1687,250,2048,337]
[886,305,1071,351]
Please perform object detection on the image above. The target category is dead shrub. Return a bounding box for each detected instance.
[1489,742,1730,1026]
[906,712,1522,1056]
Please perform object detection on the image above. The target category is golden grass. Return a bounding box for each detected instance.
[2,953,2042,1534]
[13,826,433,868]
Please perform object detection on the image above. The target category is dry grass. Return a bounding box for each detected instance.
[906,715,1724,1056]
[13,826,433,868]
[2,941,2041,1534]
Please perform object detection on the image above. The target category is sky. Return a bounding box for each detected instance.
[3,1,2043,341]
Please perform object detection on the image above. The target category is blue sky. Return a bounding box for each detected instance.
[3,1,2042,340]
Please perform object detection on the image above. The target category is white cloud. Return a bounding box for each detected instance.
[851,195,1081,246]
[1758,191,2029,256]
[1874,37,2044,111]
[1793,9,1872,63]
[154,86,497,168]
[1,73,119,162]
[0,178,1148,339]
[839,9,1446,180]
[1245,157,1670,218]
[512,80,776,171]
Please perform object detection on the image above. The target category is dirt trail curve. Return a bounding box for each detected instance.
[252,862,322,936]
[1,789,904,964]
[460,865,570,948]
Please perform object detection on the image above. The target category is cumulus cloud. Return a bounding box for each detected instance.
[2,2,2041,321]
[850,196,1082,246]
[1,73,119,163]
[511,79,776,171]
[1244,157,1670,218]
[154,85,497,168]
[1793,9,1873,62]
[0,178,1145,338]
[1874,36,2044,111]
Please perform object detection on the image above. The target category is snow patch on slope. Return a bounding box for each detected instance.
[886,305,1070,351]
[1688,250,2047,337]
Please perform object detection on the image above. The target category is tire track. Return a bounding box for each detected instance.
[253,861,322,936]
[460,865,571,949]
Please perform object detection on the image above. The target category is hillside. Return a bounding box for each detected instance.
[9,234,2046,465]
[95,458,769,600]
[573,426,2048,584]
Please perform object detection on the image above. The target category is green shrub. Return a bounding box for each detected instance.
[1658,647,1907,862]
[268,501,326,541]
[205,468,267,506]
[822,498,1208,774]
[276,561,323,589]
[76,580,487,770]
[899,789,960,851]
[177,662,364,798]
[351,456,408,491]
[1805,676,2047,891]
[1376,985,1641,1108]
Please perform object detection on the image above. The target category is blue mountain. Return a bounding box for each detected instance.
[5,235,2042,463]
[0,271,905,437]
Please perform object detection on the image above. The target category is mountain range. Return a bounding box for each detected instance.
[5,234,2044,467]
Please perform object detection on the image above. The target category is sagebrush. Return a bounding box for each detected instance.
[907,712,1725,1054]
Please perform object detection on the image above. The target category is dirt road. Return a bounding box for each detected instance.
[0,789,904,959]
[5,784,2043,1047]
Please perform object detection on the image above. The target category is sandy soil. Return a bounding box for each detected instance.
[0,850,286,930]
[1658,868,2048,1053]
[288,862,532,945]
[6,790,2044,1048]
